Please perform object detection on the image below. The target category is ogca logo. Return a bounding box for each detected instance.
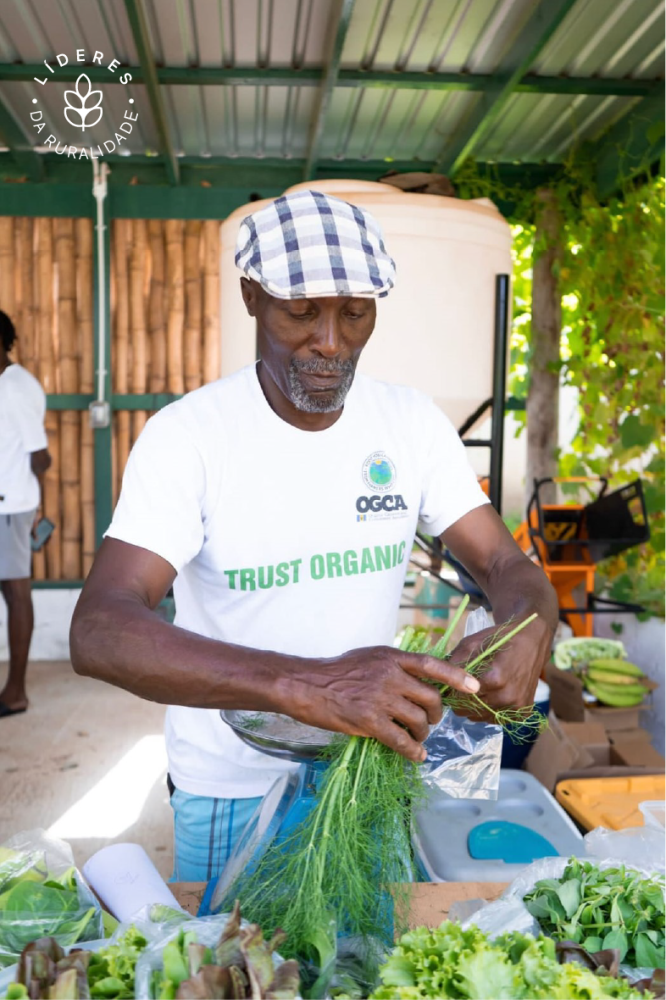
[28,50,137,161]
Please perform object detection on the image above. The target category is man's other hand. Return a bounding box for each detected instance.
[445,616,553,721]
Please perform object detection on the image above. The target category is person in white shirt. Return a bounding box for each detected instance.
[70,192,558,881]
[0,311,51,718]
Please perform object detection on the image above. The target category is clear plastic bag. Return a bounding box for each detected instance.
[460,895,541,938]
[458,849,664,970]
[134,911,298,1000]
[421,607,503,799]
[0,828,104,968]
[585,825,666,875]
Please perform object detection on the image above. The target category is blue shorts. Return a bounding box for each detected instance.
[169,785,263,883]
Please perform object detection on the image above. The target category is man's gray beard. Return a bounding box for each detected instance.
[288,358,355,413]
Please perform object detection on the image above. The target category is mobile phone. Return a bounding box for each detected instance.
[31,517,55,552]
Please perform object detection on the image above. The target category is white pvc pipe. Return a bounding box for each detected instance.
[92,160,109,403]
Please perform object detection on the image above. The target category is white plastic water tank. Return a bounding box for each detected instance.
[219,180,512,431]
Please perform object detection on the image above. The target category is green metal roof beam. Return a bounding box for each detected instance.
[0,93,43,180]
[0,62,661,98]
[123,0,179,185]
[303,0,356,181]
[434,0,580,177]
[595,95,665,198]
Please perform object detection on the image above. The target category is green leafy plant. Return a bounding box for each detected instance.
[0,867,102,966]
[149,901,299,1000]
[2,928,148,1000]
[228,604,543,995]
[524,857,665,968]
[456,161,665,618]
[368,921,647,999]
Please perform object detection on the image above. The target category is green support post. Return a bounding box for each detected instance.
[92,184,113,552]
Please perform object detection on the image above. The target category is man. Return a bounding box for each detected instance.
[0,311,51,718]
[71,191,558,880]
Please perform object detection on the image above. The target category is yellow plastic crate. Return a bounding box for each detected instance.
[555,774,666,831]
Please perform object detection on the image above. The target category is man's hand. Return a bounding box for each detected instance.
[446,615,554,721]
[277,647,481,763]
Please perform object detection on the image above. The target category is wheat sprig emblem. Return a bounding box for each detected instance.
[64,74,104,130]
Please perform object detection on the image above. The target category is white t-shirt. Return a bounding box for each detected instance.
[0,364,48,514]
[106,364,489,799]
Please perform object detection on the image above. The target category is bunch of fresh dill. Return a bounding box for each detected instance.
[226,599,546,996]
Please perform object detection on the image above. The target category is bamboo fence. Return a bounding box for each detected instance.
[110,218,221,503]
[0,215,221,580]
[0,217,92,580]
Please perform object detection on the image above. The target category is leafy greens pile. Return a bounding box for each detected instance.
[2,925,147,1000]
[524,858,666,969]
[228,600,545,995]
[149,901,299,999]
[3,902,300,1000]
[368,922,648,999]
[0,847,103,968]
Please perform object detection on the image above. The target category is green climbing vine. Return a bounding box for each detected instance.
[456,163,665,618]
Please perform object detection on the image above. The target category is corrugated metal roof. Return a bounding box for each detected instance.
[0,0,662,166]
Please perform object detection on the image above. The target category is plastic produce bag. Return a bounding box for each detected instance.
[458,849,664,975]
[585,825,666,875]
[421,607,503,799]
[134,908,299,1000]
[0,829,104,968]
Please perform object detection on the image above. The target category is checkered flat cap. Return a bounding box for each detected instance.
[235,190,396,299]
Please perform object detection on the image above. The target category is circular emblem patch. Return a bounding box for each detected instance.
[362,452,396,493]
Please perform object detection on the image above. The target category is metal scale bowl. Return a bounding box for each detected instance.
[203,710,339,916]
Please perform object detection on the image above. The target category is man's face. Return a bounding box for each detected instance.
[241,279,376,414]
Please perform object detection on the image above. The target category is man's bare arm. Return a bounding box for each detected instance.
[30,448,51,533]
[441,504,558,710]
[30,449,51,478]
[70,538,480,762]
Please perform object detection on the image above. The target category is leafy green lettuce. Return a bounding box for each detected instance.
[369,923,648,999]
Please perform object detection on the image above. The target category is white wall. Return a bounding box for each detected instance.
[0,589,80,661]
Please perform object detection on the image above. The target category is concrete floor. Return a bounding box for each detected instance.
[0,660,174,880]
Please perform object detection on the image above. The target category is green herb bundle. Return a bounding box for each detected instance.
[524,858,666,968]
[229,602,544,994]
[398,597,546,742]
[368,921,647,999]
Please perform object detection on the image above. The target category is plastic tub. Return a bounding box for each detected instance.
[413,769,582,882]
[556,775,666,831]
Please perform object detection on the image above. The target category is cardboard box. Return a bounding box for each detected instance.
[608,726,652,744]
[585,704,645,733]
[526,712,594,791]
[560,721,610,766]
[170,881,509,930]
[527,713,663,793]
[545,663,652,732]
[172,881,206,916]
[610,738,665,769]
